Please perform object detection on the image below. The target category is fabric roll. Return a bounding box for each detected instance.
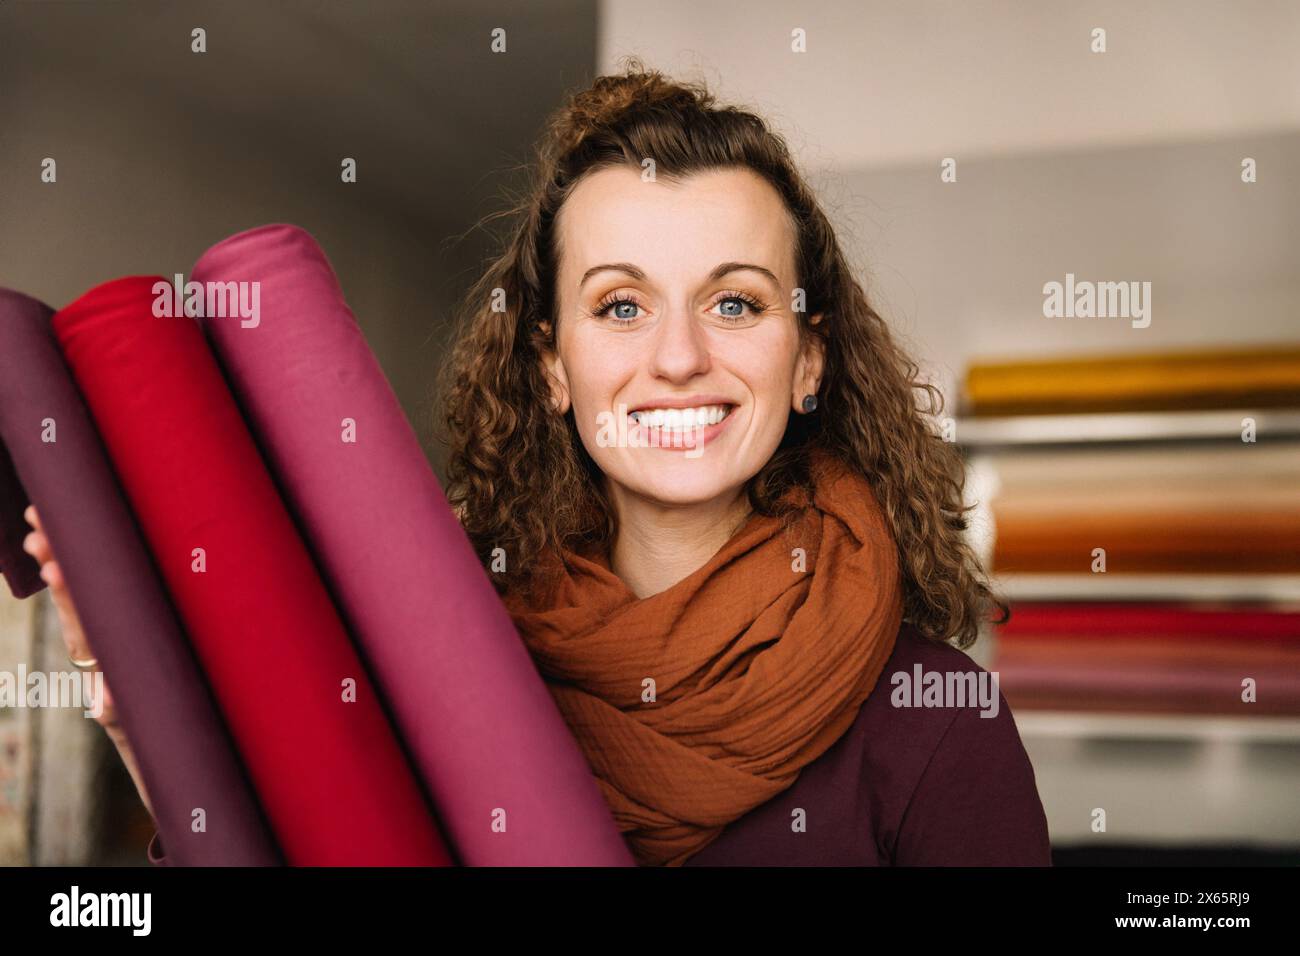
[995,636,1300,716]
[999,634,1300,670]
[994,480,1300,518]
[192,224,632,866]
[52,276,451,866]
[0,288,278,865]
[996,603,1300,641]
[963,344,1300,416]
[997,666,1300,716]
[0,441,44,599]
[991,506,1300,574]
[988,445,1300,493]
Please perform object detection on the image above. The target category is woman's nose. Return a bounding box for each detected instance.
[647,308,712,382]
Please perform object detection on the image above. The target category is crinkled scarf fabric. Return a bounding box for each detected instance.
[506,448,906,865]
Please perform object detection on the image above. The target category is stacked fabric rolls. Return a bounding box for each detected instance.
[0,226,634,866]
[992,602,1300,716]
[986,443,1300,576]
[961,347,1300,719]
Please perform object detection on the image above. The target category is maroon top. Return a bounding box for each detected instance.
[149,624,1051,867]
[688,623,1052,866]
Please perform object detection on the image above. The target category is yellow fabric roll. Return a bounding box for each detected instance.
[964,344,1300,416]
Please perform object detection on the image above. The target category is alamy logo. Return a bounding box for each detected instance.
[152,273,260,328]
[0,666,104,718]
[1042,272,1151,328]
[890,664,1001,718]
[49,885,151,936]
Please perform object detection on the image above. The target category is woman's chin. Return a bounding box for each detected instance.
[611,456,753,508]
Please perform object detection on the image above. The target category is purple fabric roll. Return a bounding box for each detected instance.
[0,441,44,598]
[0,288,280,866]
[192,225,633,866]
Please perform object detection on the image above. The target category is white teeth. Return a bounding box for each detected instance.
[628,404,732,428]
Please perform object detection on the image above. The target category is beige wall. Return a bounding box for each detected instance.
[598,0,1300,409]
[600,0,1300,165]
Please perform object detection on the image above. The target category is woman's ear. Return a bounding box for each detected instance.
[792,313,826,412]
[540,343,572,415]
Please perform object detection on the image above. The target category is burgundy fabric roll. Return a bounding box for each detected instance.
[0,440,44,599]
[0,287,278,865]
[52,276,452,866]
[192,224,633,866]
[997,604,1300,642]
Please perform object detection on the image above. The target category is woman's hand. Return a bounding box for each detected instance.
[22,505,155,820]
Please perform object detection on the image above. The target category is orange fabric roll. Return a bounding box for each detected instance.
[963,344,1300,416]
[991,507,1300,574]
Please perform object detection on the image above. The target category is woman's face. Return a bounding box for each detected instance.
[544,165,823,508]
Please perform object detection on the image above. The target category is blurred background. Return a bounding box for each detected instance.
[1,0,1297,865]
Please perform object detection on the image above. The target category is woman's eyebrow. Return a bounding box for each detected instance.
[579,263,644,288]
[708,261,780,286]
[578,261,780,289]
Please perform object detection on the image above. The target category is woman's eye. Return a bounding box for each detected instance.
[592,297,643,323]
[711,295,765,322]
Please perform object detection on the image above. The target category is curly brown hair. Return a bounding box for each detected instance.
[435,57,1008,649]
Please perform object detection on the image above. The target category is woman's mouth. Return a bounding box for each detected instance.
[627,404,732,429]
[625,403,735,451]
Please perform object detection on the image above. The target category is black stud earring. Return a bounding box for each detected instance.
[801,394,818,413]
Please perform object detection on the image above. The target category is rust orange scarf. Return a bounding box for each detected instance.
[505,448,905,865]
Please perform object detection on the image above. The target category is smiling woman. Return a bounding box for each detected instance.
[436,58,1050,866]
[545,165,820,519]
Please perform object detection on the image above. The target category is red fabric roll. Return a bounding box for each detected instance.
[52,276,451,866]
[994,634,1300,715]
[996,603,1300,642]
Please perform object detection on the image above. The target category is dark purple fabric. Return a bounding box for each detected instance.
[0,287,280,866]
[0,439,44,598]
[688,625,1053,866]
[191,224,632,866]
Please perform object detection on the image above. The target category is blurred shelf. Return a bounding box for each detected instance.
[953,407,1300,449]
[992,572,1300,604]
[1014,710,1300,743]
[1020,709,1300,843]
